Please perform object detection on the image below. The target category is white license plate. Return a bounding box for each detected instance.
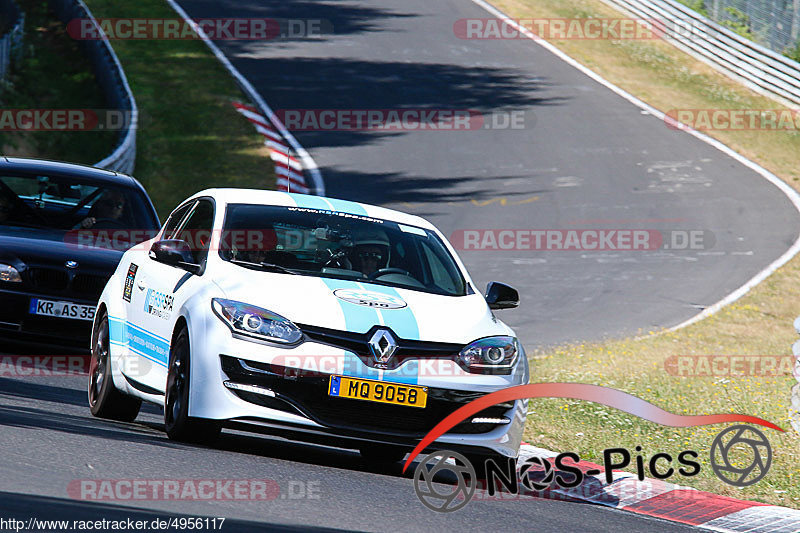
[29,299,95,321]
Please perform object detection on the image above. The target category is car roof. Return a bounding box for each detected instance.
[0,157,137,188]
[191,188,437,230]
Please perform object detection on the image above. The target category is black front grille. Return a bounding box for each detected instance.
[298,323,464,370]
[71,273,108,298]
[28,268,69,291]
[20,315,93,342]
[221,355,510,436]
[23,266,109,299]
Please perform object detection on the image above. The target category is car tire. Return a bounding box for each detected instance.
[88,312,142,421]
[164,325,221,443]
[359,444,408,464]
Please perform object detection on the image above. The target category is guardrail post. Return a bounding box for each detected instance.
[48,0,137,174]
[600,0,800,106]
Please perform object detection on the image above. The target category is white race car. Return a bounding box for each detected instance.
[88,189,528,464]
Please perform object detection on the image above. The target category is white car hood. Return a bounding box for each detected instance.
[211,270,511,344]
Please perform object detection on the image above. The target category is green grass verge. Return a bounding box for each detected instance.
[83,0,274,218]
[489,0,800,507]
[0,0,118,162]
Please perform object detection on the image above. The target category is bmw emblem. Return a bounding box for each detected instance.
[65,261,78,269]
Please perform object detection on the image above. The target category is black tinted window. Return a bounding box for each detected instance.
[219,204,466,296]
[0,174,157,231]
[175,200,214,265]
[163,202,193,239]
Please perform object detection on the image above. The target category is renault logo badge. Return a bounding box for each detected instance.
[369,329,398,364]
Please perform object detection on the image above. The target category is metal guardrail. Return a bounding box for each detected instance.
[601,0,800,106]
[164,0,325,196]
[698,0,800,57]
[0,0,24,82]
[49,0,137,174]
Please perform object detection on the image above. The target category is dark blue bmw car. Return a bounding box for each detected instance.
[0,158,159,349]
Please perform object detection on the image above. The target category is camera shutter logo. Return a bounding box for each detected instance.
[519,456,555,491]
[710,424,772,487]
[413,451,476,512]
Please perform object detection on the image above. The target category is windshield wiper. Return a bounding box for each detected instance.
[229,259,298,275]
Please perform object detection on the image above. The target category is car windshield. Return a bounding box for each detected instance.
[219,204,467,296]
[0,173,157,233]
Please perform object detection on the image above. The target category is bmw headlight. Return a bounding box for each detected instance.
[211,298,302,345]
[0,263,22,283]
[458,336,518,374]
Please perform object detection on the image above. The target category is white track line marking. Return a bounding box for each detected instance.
[166,0,325,195]
[469,0,800,332]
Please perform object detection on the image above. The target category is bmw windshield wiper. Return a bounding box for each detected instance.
[228,259,298,275]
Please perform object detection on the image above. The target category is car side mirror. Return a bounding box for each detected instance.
[150,239,200,274]
[485,281,519,310]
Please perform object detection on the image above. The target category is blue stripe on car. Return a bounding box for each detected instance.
[321,278,382,380]
[362,284,420,385]
[108,316,169,367]
[287,193,372,218]
[324,198,368,216]
[286,193,333,211]
[362,284,420,340]
[322,279,423,384]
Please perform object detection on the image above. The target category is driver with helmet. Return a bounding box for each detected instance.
[351,227,390,277]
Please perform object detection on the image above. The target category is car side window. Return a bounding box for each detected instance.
[420,241,457,294]
[174,200,214,265]
[162,202,194,240]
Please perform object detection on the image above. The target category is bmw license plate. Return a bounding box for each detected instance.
[29,298,95,321]
[328,375,427,408]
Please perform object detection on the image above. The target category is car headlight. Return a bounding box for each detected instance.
[212,298,303,345]
[458,336,518,374]
[0,263,22,283]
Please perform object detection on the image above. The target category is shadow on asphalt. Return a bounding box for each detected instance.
[0,402,179,448]
[185,0,569,204]
[229,57,568,205]
[190,0,418,42]
[0,376,88,408]
[0,374,620,509]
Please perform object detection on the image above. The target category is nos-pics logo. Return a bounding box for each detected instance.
[413,424,772,512]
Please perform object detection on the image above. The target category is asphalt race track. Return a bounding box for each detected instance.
[180,0,799,349]
[0,340,696,532]
[1,0,798,531]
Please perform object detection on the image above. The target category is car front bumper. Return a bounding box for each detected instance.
[0,286,95,349]
[183,312,529,458]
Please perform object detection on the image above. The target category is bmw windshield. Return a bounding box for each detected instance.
[219,204,467,296]
[0,173,157,232]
